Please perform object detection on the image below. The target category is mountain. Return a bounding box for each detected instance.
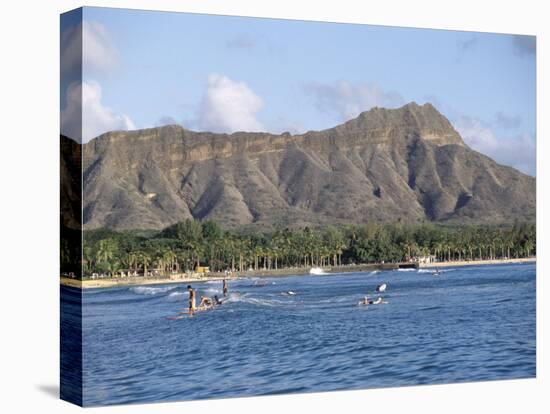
[79,102,535,230]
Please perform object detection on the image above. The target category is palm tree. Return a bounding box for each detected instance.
[402,240,418,261]
[96,239,117,265]
[523,240,533,257]
[140,253,151,277]
[163,250,177,274]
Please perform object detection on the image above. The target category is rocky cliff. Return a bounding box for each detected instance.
[79,102,535,230]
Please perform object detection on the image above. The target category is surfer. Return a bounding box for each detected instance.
[223,279,228,297]
[187,285,196,313]
[213,295,223,305]
[358,296,383,306]
[198,296,213,309]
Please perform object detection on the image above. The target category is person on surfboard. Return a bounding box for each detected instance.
[187,285,196,313]
[358,296,384,306]
[223,279,228,297]
[213,295,223,306]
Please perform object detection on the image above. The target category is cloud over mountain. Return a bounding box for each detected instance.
[305,80,404,123]
[454,115,535,176]
[61,81,135,142]
[196,74,265,133]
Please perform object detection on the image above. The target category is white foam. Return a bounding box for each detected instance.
[129,286,178,295]
[417,268,456,273]
[310,267,327,275]
[203,287,222,295]
[167,291,185,301]
[397,268,416,272]
[224,292,286,307]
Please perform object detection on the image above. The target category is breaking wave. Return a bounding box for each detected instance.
[129,286,178,296]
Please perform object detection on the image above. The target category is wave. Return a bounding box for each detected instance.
[417,268,456,274]
[129,286,178,296]
[419,305,443,311]
[224,292,287,308]
[167,292,185,302]
[397,268,416,272]
[203,287,222,295]
[309,267,327,275]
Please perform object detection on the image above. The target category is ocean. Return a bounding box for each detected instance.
[61,263,536,406]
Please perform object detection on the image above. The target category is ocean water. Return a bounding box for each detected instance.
[61,263,536,406]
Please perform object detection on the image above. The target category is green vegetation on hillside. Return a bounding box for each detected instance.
[70,220,536,279]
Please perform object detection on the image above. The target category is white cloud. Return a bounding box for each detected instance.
[196,74,264,133]
[453,116,535,176]
[305,80,404,122]
[83,21,119,74]
[60,23,82,76]
[495,111,522,129]
[61,81,135,142]
[61,21,119,76]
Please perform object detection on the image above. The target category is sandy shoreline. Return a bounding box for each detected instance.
[60,275,227,289]
[418,257,535,268]
[60,257,535,289]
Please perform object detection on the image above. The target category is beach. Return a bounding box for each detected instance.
[60,257,536,289]
[418,257,536,268]
[60,275,222,289]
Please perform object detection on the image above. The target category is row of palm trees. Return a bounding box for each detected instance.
[80,220,535,278]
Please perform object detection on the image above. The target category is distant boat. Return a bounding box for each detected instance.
[310,267,326,275]
[376,283,387,292]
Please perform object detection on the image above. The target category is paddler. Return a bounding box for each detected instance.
[187,285,196,313]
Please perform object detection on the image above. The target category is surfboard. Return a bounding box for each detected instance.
[179,306,212,314]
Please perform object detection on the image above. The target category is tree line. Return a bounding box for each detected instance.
[69,220,536,279]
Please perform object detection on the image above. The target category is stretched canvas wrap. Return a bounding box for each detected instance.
[60,6,537,407]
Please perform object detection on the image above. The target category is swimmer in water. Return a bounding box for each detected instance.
[198,296,213,309]
[359,296,383,305]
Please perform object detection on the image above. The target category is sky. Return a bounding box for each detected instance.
[60,7,536,176]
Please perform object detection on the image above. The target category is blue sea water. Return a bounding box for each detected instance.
[61,263,536,406]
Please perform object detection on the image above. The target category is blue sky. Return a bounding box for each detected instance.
[60,7,536,175]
